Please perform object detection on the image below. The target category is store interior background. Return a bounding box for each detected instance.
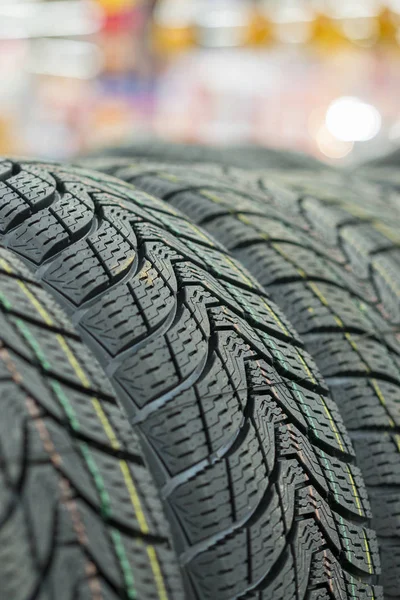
[1,0,400,165]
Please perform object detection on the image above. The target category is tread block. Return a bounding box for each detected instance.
[168,422,269,544]
[0,247,183,600]
[80,257,176,356]
[0,160,382,600]
[6,194,94,264]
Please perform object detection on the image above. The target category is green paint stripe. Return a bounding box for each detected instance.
[15,318,50,369]
[265,337,288,369]
[319,450,339,500]
[15,320,112,518]
[111,529,137,600]
[0,291,12,310]
[292,382,318,437]
[338,515,352,562]
[349,576,357,599]
[14,315,138,597]
[79,441,112,519]
[51,380,80,432]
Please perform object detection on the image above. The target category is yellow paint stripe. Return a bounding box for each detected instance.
[186,221,214,245]
[362,530,374,575]
[341,229,368,258]
[146,547,169,600]
[296,349,317,385]
[262,299,291,336]
[201,190,224,205]
[13,279,94,389]
[237,214,252,226]
[118,460,149,534]
[371,379,395,428]
[10,262,168,600]
[333,315,344,328]
[373,221,400,244]
[374,262,400,297]
[344,332,369,365]
[341,203,368,219]
[60,345,169,598]
[0,257,13,274]
[56,334,91,388]
[91,397,121,449]
[91,399,168,600]
[237,213,270,240]
[188,214,289,336]
[160,172,179,183]
[18,280,54,325]
[224,255,255,288]
[0,258,57,330]
[7,276,96,396]
[347,465,363,517]
[308,281,328,306]
[394,434,400,453]
[320,396,346,454]
[272,243,307,279]
[214,210,266,241]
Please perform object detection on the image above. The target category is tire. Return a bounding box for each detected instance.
[356,164,400,193]
[0,247,183,600]
[80,156,400,226]
[92,159,400,600]
[357,147,400,188]
[0,159,381,600]
[82,140,327,171]
[362,147,400,169]
[250,168,400,230]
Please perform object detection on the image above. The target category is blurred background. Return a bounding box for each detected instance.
[1,0,400,165]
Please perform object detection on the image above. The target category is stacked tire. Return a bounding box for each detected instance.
[0,150,397,600]
[84,146,400,600]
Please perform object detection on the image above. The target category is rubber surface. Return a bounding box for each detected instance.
[362,147,400,169]
[0,247,183,600]
[84,158,400,327]
[92,158,400,599]
[356,165,400,194]
[357,148,400,188]
[0,158,381,600]
[83,140,327,171]
[81,156,400,227]
[251,169,400,233]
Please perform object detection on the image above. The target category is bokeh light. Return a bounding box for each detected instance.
[0,0,399,163]
[325,96,382,142]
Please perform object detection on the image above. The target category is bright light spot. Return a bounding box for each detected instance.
[316,125,354,159]
[325,97,381,142]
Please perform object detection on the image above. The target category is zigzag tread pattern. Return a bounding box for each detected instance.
[0,247,183,600]
[96,159,400,599]
[0,159,381,600]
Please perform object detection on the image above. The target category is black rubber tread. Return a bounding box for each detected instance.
[90,158,400,325]
[80,156,400,230]
[362,147,400,169]
[88,159,400,599]
[357,147,400,190]
[0,159,381,600]
[0,247,184,600]
[356,165,400,196]
[82,140,327,171]
[213,163,400,232]
[252,168,400,233]
[82,142,400,215]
